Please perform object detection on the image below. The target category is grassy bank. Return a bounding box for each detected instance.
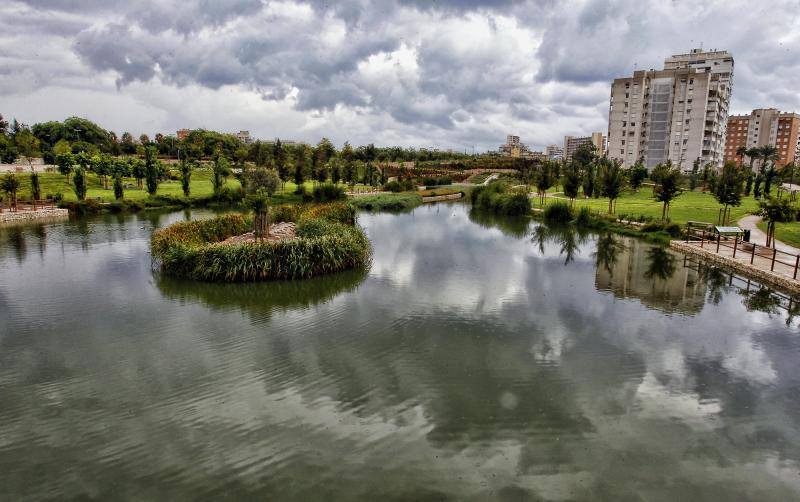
[349,192,422,211]
[536,186,760,227]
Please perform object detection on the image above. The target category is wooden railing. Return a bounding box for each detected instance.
[685,222,800,279]
[0,199,58,213]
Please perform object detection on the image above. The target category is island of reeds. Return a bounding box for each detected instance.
[150,202,371,282]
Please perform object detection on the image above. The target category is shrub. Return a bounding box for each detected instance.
[575,206,593,227]
[312,183,346,202]
[543,201,574,223]
[384,180,402,192]
[470,182,529,215]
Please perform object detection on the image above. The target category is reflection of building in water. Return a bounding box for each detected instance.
[595,239,707,314]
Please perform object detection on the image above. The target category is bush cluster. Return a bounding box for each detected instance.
[470,182,531,216]
[151,202,369,282]
[349,193,422,211]
[543,201,574,224]
[312,183,346,202]
[383,179,416,192]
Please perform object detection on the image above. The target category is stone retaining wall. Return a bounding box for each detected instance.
[670,240,800,295]
[422,193,463,203]
[0,208,69,224]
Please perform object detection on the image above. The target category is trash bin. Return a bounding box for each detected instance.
[743,229,751,242]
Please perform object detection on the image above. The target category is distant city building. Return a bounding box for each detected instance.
[235,130,253,144]
[608,48,734,170]
[499,135,523,156]
[176,129,192,140]
[563,133,605,162]
[545,144,563,161]
[724,109,800,168]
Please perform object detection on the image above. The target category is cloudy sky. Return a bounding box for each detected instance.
[2,0,799,151]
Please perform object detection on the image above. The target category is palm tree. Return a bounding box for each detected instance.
[759,145,779,173]
[736,146,748,167]
[745,147,760,172]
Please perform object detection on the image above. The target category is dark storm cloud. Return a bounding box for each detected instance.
[3,0,800,150]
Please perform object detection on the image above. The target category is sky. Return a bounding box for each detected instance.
[2,0,799,152]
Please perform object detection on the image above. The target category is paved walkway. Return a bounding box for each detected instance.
[738,215,800,255]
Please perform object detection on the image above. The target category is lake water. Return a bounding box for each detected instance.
[1,203,799,501]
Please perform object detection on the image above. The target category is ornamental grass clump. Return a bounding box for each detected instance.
[151,202,370,282]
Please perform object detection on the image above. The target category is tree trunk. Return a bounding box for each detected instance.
[662,201,667,220]
[608,198,613,214]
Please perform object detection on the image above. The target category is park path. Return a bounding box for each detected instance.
[738,215,800,255]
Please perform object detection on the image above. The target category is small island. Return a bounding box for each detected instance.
[151,201,371,282]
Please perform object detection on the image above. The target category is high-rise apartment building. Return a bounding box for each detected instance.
[724,109,800,168]
[563,133,605,162]
[607,49,734,170]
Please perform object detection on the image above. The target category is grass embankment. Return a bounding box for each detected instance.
[537,186,760,226]
[538,201,679,246]
[151,202,371,282]
[349,192,422,211]
[757,221,800,248]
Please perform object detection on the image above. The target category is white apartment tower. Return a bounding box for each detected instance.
[607,49,734,170]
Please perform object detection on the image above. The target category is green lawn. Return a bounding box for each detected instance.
[757,221,800,249]
[7,170,336,203]
[537,186,760,227]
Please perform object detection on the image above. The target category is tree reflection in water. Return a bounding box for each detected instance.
[742,287,782,316]
[696,263,729,305]
[530,223,589,265]
[593,233,626,276]
[644,246,676,281]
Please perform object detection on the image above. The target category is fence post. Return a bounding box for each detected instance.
[733,235,738,258]
[716,232,721,253]
[686,224,689,243]
[794,255,799,280]
[751,242,756,264]
[701,229,705,248]
[771,248,777,272]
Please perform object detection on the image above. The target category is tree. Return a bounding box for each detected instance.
[597,158,625,214]
[581,162,596,198]
[330,158,342,184]
[120,132,137,155]
[131,158,146,189]
[736,146,748,167]
[759,145,779,172]
[572,143,597,169]
[14,129,40,169]
[535,161,556,206]
[245,167,280,196]
[56,152,75,183]
[73,168,87,201]
[758,197,798,248]
[179,159,192,197]
[273,139,288,181]
[744,171,754,196]
[0,135,17,164]
[1,174,20,210]
[745,147,760,172]
[212,153,231,196]
[139,134,150,146]
[144,146,159,196]
[113,174,124,200]
[712,161,746,224]
[30,171,41,209]
[628,160,647,191]
[651,161,682,220]
[245,191,272,240]
[561,161,582,205]
[92,153,112,189]
[754,173,764,199]
[688,159,699,191]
